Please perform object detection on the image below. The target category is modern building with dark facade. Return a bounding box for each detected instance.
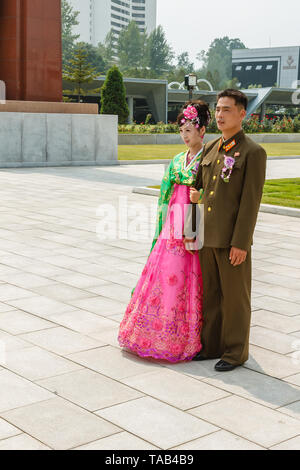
[232,46,300,89]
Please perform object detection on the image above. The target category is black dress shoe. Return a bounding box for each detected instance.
[192,352,208,361]
[214,360,237,372]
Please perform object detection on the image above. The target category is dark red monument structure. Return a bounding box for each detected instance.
[0,0,62,102]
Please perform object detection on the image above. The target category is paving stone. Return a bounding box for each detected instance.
[254,272,300,291]
[2,346,83,381]
[0,310,55,335]
[245,345,300,379]
[277,400,300,421]
[0,369,53,412]
[266,256,300,270]
[172,430,264,450]
[74,431,158,450]
[48,310,117,335]
[19,326,104,356]
[30,282,92,302]
[0,272,55,289]
[270,435,300,450]
[67,296,127,317]
[0,330,33,354]
[0,284,36,301]
[252,296,300,317]
[1,397,120,450]
[189,395,300,448]
[122,369,230,410]
[96,397,218,449]
[0,417,21,440]
[94,271,139,289]
[251,310,300,334]
[250,326,299,354]
[37,368,143,411]
[203,366,300,409]
[6,295,74,318]
[85,284,131,303]
[68,345,163,380]
[0,433,50,450]
[164,359,220,379]
[53,273,108,289]
[284,373,300,387]
[88,327,121,348]
[257,264,300,280]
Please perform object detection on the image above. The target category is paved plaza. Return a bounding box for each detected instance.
[0,161,299,450]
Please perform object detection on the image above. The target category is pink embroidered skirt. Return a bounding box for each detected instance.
[118,184,203,362]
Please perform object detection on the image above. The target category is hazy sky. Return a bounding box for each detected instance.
[156,0,300,66]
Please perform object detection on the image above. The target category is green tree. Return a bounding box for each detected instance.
[61,0,80,66]
[98,31,118,70]
[78,42,106,74]
[100,66,129,124]
[117,21,145,70]
[63,43,99,102]
[146,26,174,76]
[177,52,194,73]
[198,37,246,89]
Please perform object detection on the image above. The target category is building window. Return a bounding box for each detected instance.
[132,13,145,18]
[111,13,129,23]
[111,0,130,7]
[266,65,273,70]
[245,65,252,71]
[111,21,126,29]
[256,65,263,70]
[235,65,242,71]
[111,5,130,15]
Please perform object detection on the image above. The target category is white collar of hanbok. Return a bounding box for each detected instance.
[184,147,204,171]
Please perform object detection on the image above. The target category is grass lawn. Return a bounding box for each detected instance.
[149,179,300,209]
[262,178,300,209]
[118,143,300,160]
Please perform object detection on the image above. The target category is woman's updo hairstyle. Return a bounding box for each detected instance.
[177,100,211,129]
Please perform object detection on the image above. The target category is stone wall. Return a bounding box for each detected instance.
[0,113,118,167]
[119,133,300,145]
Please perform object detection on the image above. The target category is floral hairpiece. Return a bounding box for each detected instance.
[180,105,211,128]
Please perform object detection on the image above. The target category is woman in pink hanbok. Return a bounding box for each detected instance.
[118,101,211,362]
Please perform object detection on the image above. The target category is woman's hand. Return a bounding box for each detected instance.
[190,187,201,203]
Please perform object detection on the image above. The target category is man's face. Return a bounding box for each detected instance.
[215,97,246,133]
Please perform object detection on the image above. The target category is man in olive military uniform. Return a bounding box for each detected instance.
[184,89,267,371]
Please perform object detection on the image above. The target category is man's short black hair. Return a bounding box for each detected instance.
[217,89,248,111]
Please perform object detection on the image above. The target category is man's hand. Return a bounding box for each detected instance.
[190,187,201,203]
[229,246,247,266]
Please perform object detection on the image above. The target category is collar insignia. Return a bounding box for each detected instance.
[218,138,237,153]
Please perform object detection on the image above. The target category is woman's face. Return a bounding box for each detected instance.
[179,121,204,149]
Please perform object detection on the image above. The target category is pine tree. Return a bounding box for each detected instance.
[146,26,174,77]
[61,0,80,67]
[63,43,99,102]
[100,66,129,124]
[117,21,144,70]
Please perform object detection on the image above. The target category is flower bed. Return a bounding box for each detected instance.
[119,115,300,134]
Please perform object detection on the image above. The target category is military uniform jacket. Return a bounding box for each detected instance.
[195,129,267,251]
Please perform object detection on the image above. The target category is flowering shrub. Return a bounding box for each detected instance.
[118,115,300,134]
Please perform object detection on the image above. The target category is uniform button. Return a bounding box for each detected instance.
[213,176,217,181]
[208,207,212,212]
[217,159,220,164]
[210,191,214,196]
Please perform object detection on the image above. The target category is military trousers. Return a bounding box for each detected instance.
[198,246,252,366]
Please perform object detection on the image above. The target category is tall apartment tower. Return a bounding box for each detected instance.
[68,0,157,46]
